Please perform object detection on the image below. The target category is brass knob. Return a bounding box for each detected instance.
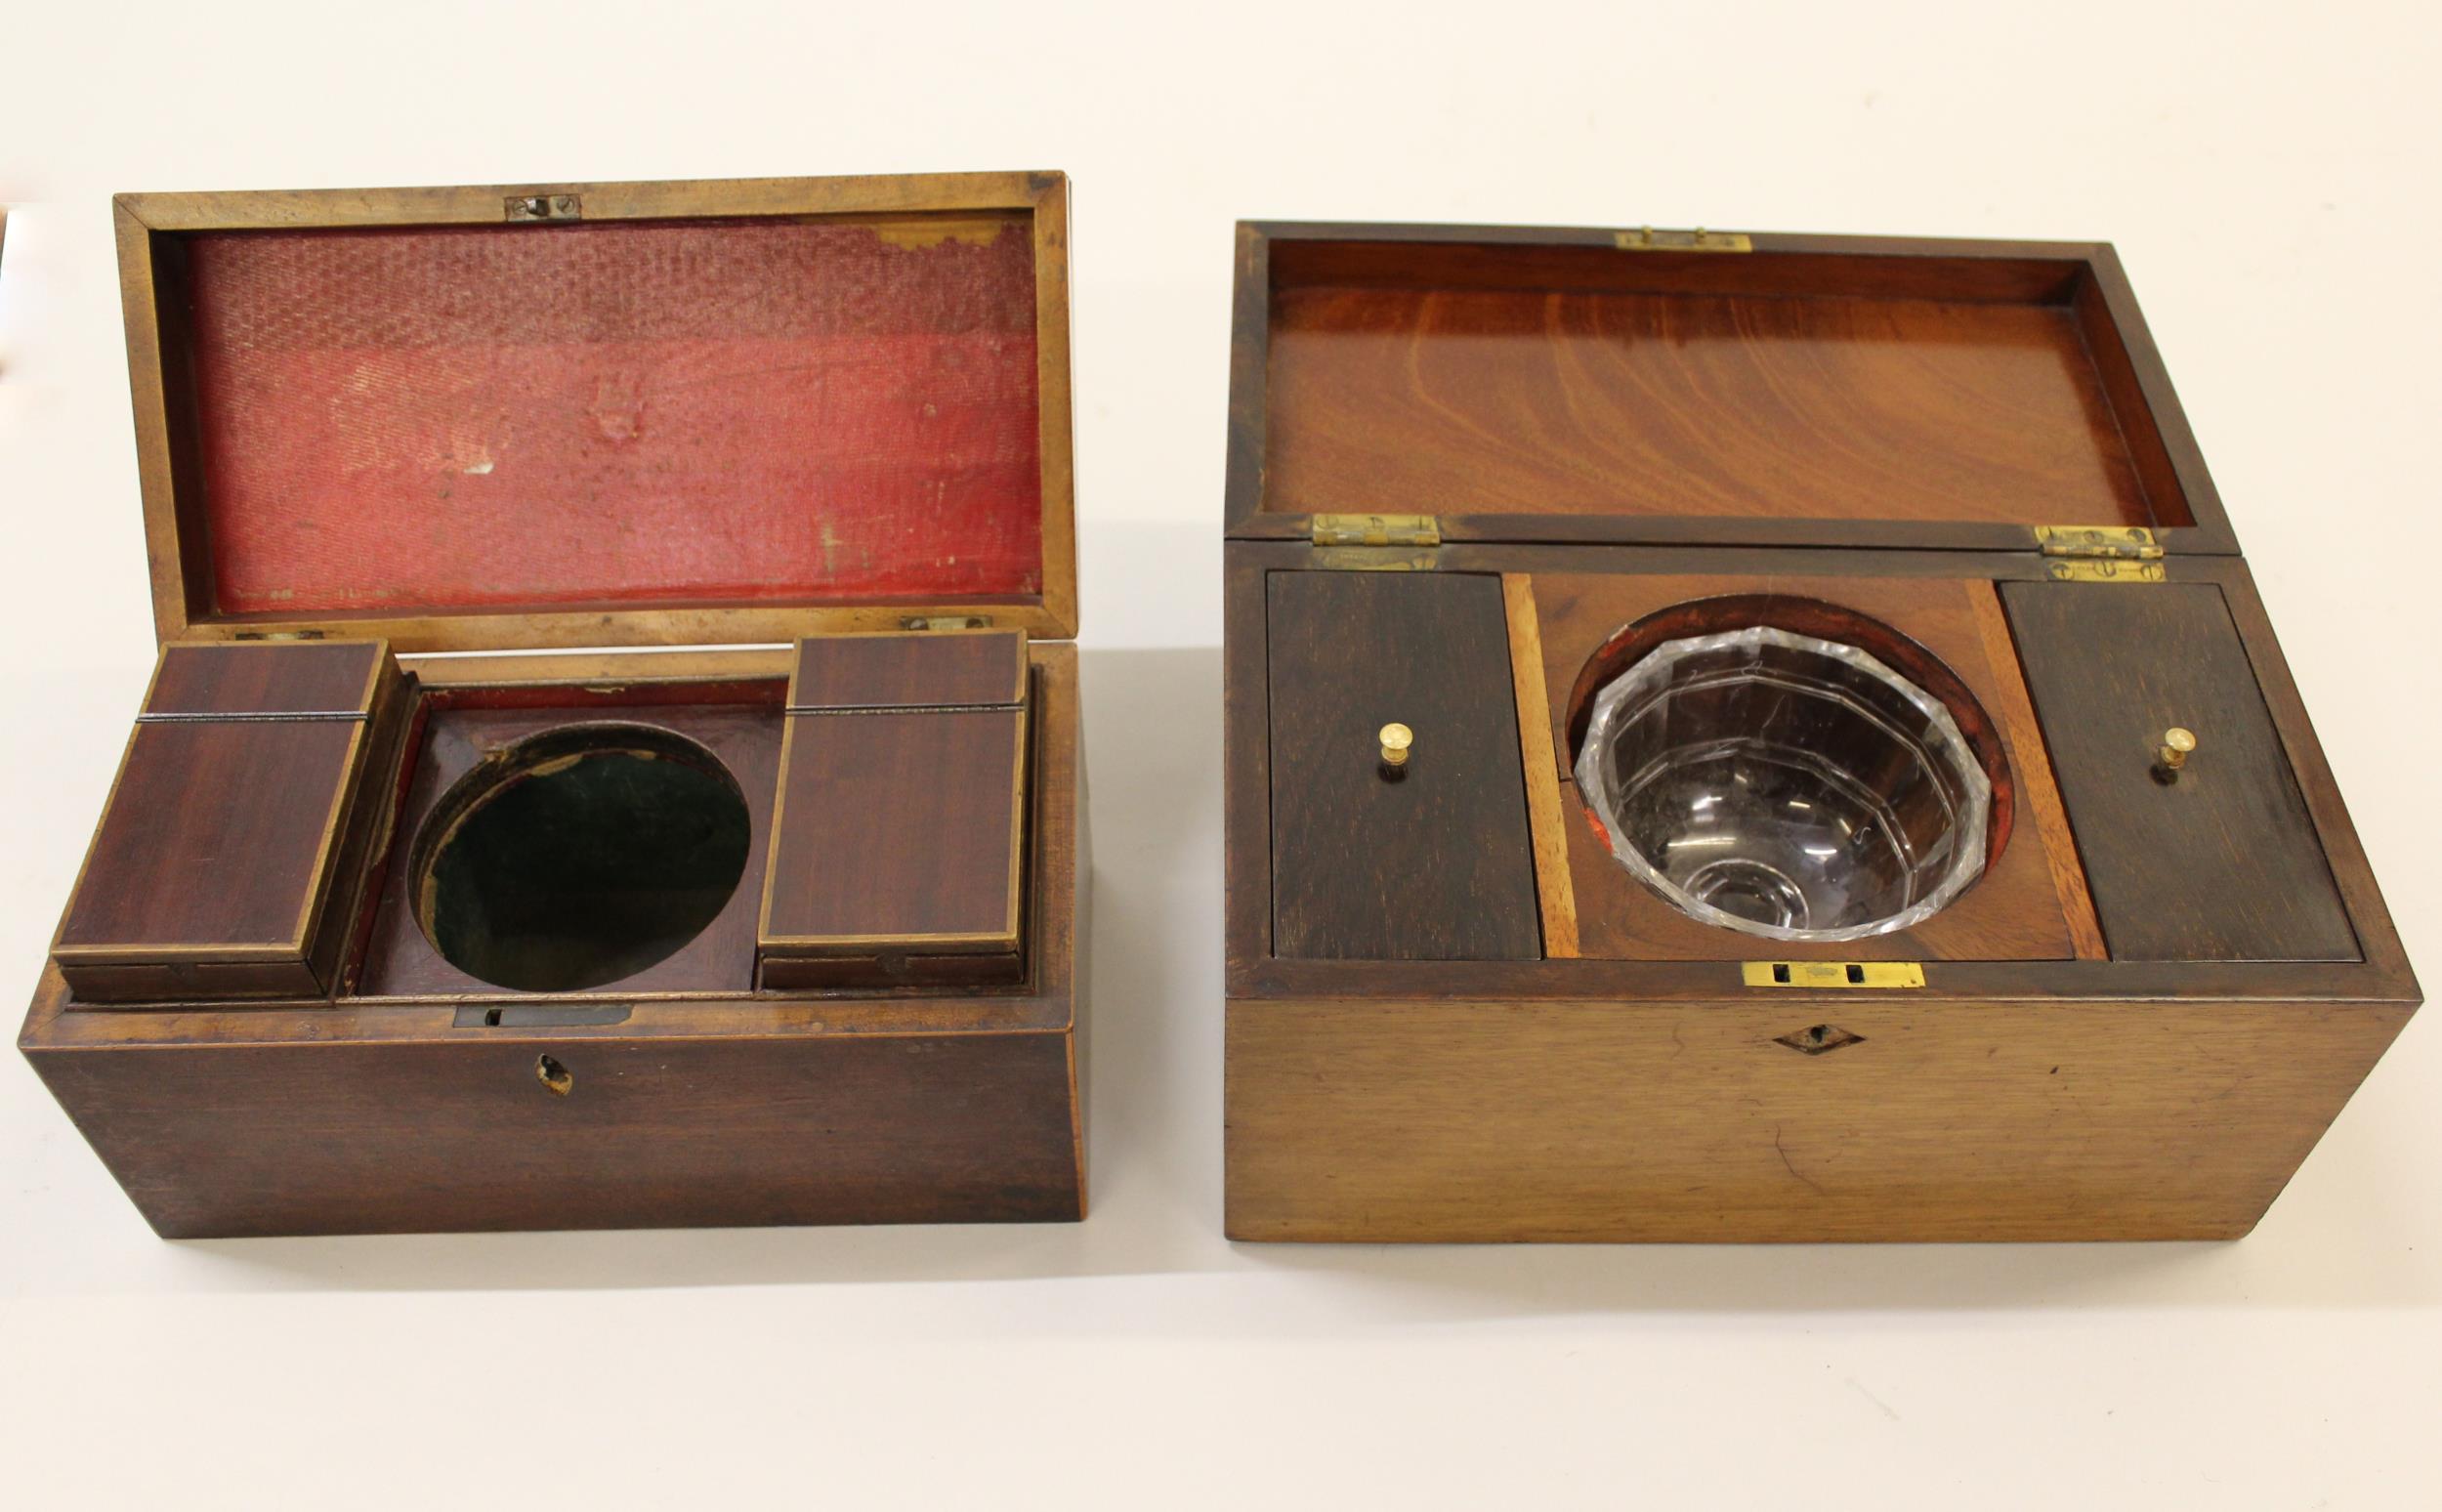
[2158,727,2196,772]
[1378,722,1413,768]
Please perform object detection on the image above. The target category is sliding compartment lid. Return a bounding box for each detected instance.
[117,171,1077,651]
[1226,222,2238,557]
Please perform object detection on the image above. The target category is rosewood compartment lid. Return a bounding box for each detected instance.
[116,172,1077,651]
[1225,223,2238,557]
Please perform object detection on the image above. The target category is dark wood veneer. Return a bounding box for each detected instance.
[760,708,1028,973]
[1266,571,1539,961]
[146,638,385,716]
[2003,581,2358,963]
[61,721,362,953]
[54,640,402,1002]
[787,628,1028,709]
[759,632,1031,989]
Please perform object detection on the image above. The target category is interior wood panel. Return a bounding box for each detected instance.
[1264,283,2172,529]
[1501,576,1579,958]
[1268,570,1540,960]
[2003,581,2358,962]
[1529,571,2094,962]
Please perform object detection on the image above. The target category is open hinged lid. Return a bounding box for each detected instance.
[116,171,1076,651]
[1225,222,2240,562]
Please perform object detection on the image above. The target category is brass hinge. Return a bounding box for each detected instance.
[1308,514,1440,571]
[506,193,582,223]
[2035,525,2167,582]
[900,615,994,631]
[1615,227,1752,253]
[1743,961,1925,989]
[1311,513,1441,548]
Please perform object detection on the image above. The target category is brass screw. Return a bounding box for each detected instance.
[1378,722,1413,768]
[2159,727,2196,772]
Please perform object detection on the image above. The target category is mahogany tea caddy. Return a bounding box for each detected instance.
[22,171,1089,1238]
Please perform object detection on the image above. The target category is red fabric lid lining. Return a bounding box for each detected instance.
[175,215,1044,619]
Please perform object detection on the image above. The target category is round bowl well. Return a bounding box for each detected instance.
[410,723,752,992]
[1572,620,1995,943]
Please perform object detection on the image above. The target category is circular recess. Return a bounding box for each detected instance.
[1571,606,2003,944]
[410,723,751,992]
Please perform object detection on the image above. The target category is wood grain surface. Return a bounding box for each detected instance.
[1263,283,2159,527]
[145,639,385,716]
[1267,571,1540,960]
[786,629,1027,709]
[36,1022,1082,1238]
[54,641,399,1001]
[762,630,1032,984]
[1226,994,2412,1241]
[760,707,1027,960]
[1502,576,1579,957]
[57,721,363,954]
[2003,580,2358,962]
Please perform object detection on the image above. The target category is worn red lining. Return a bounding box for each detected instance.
[176,216,1044,618]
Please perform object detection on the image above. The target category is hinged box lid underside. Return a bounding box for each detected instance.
[117,171,1078,652]
[1224,224,2238,561]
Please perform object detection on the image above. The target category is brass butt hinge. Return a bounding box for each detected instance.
[1309,513,1441,571]
[1615,227,1752,253]
[2035,525,2167,583]
[506,193,582,223]
[1312,513,1441,548]
[901,615,994,631]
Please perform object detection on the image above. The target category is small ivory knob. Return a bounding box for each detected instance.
[1378,722,1413,768]
[2159,727,2196,772]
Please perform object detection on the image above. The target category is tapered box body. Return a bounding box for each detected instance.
[23,172,1091,1237]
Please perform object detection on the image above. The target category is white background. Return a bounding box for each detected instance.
[3,2,2438,1505]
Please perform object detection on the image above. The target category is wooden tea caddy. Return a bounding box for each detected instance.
[21,171,1088,1238]
[1222,222,2421,1242]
